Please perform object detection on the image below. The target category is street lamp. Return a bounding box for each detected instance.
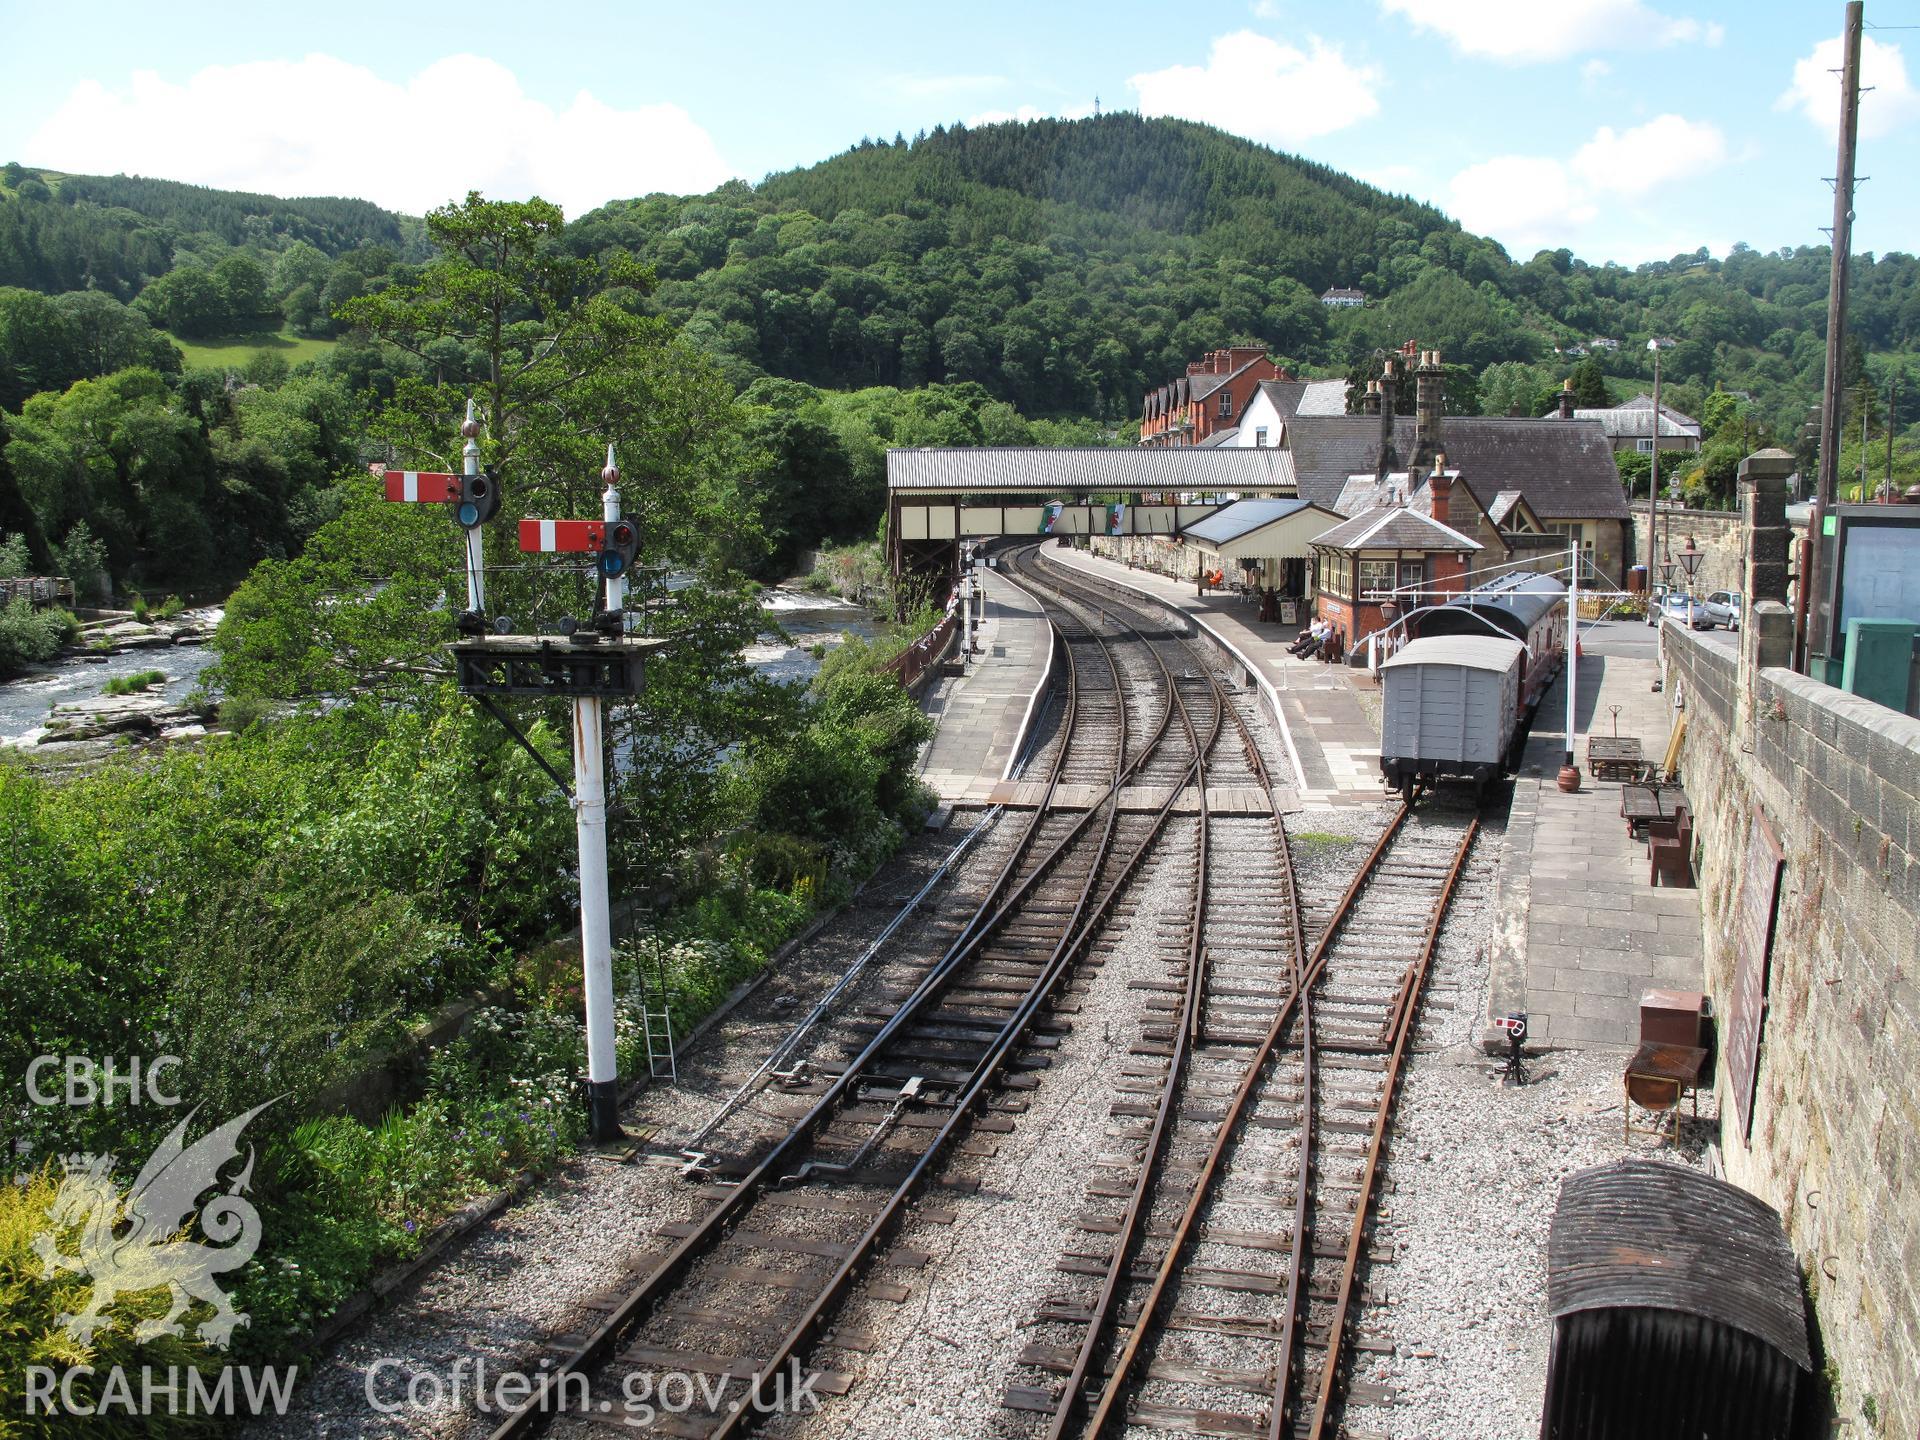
[1645,338,1663,625]
[1678,534,1703,590]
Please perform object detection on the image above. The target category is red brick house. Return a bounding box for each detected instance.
[1139,346,1291,447]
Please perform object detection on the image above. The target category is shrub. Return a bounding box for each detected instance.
[0,1169,225,1438]
[129,592,150,623]
[0,598,73,673]
[102,668,166,696]
[215,694,270,732]
[157,595,187,621]
[0,531,32,581]
[55,521,111,605]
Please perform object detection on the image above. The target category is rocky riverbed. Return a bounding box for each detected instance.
[0,607,221,753]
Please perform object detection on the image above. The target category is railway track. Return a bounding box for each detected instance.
[1001,545,1482,1440]
[1007,796,1476,1440]
[484,542,1476,1440]
[489,549,1212,1439]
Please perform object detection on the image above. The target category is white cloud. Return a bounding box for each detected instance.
[1580,58,1612,85]
[1127,31,1381,148]
[1776,34,1920,140]
[22,54,733,217]
[1450,156,1599,254]
[1251,0,1284,17]
[1379,0,1719,63]
[1572,114,1727,195]
[1448,114,1726,257]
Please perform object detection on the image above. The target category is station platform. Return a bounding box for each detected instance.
[1039,544,1385,807]
[916,567,1054,804]
[1484,621,1704,1048]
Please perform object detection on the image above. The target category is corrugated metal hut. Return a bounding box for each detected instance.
[1541,1159,1811,1440]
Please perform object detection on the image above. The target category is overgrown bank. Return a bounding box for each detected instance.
[0,628,932,1429]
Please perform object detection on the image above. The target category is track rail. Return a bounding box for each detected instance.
[488,550,1206,1439]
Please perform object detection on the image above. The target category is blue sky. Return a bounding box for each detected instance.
[2,0,1914,267]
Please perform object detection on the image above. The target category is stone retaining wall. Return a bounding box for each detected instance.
[1665,621,1920,1434]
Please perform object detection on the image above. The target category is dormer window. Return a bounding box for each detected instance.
[1218,392,1233,417]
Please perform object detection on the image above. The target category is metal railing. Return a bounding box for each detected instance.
[880,610,958,689]
[0,576,75,609]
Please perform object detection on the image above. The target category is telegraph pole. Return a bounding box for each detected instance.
[1803,0,1864,669]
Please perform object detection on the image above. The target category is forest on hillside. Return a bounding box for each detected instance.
[4,114,1920,591]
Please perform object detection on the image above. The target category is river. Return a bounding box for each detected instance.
[0,588,876,748]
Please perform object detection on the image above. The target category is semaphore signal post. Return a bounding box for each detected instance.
[385,415,665,1143]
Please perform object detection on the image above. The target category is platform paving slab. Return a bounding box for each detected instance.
[1484,627,1706,1049]
[916,567,1053,805]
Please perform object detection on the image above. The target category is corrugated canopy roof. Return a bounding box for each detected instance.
[1548,1159,1811,1369]
[1183,497,1318,544]
[887,447,1298,494]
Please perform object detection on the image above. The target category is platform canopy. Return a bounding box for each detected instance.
[1182,497,1345,565]
[887,446,1298,498]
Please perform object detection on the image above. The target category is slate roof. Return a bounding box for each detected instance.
[1183,497,1321,545]
[1487,489,1527,526]
[1296,378,1350,416]
[1197,426,1240,448]
[886,447,1297,494]
[1255,377,1348,420]
[1572,394,1702,440]
[1282,415,1628,521]
[1310,504,1481,553]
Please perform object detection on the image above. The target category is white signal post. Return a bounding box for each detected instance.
[461,399,486,615]
[602,445,625,617]
[516,452,635,1143]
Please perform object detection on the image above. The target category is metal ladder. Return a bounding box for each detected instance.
[636,938,677,1085]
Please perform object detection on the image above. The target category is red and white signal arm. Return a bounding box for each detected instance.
[518,519,608,553]
[381,470,462,503]
[1494,1014,1527,1033]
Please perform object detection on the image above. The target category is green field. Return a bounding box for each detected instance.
[169,327,338,370]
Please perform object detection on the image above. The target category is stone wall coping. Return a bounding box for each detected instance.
[1761,665,1920,754]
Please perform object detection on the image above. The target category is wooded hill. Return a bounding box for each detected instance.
[4,114,1920,585]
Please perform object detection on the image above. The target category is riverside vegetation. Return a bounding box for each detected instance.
[0,193,934,1434]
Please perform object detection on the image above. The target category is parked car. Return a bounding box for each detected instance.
[1705,589,1743,631]
[1663,591,1733,630]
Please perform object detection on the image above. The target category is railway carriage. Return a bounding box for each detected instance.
[1379,573,1568,798]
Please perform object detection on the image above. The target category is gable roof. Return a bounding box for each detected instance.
[1310,504,1481,553]
[1282,415,1627,521]
[1572,394,1702,439]
[1255,377,1347,421]
[1296,378,1350,416]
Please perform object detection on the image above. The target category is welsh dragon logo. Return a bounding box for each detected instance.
[32,1100,277,1348]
